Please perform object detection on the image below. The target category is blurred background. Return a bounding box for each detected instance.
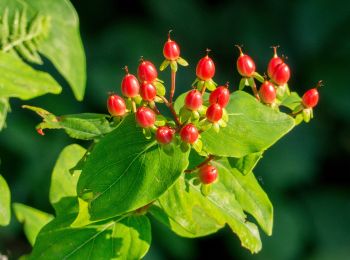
[1,0,350,259]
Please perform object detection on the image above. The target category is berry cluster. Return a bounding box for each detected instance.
[235,45,320,122]
[107,32,321,189]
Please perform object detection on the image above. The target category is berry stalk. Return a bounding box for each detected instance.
[185,154,215,173]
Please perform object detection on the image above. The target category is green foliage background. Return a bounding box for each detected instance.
[1,0,349,259]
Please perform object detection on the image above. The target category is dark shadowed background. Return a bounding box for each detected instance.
[1,0,350,259]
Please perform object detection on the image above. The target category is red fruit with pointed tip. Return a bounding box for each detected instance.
[271,63,290,85]
[259,81,276,104]
[140,82,156,101]
[135,107,156,128]
[209,86,230,107]
[156,126,175,144]
[138,60,158,82]
[199,164,218,184]
[163,33,180,60]
[185,90,203,110]
[302,88,319,108]
[37,128,45,136]
[107,94,126,116]
[267,46,283,78]
[180,123,199,144]
[236,46,256,77]
[196,53,215,80]
[206,104,223,123]
[121,69,140,98]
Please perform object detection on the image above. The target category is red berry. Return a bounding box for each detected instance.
[302,88,319,108]
[267,46,283,78]
[121,67,140,98]
[209,86,230,107]
[135,107,156,128]
[163,32,180,60]
[206,104,223,123]
[180,123,199,144]
[236,45,256,77]
[107,94,126,116]
[37,128,45,136]
[199,164,218,184]
[271,63,290,85]
[137,60,158,82]
[196,51,215,80]
[156,126,175,144]
[185,90,203,111]
[259,81,276,104]
[140,82,157,101]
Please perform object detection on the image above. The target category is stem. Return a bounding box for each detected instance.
[131,100,137,113]
[185,155,215,173]
[170,70,176,104]
[158,95,181,126]
[201,85,206,95]
[251,79,260,101]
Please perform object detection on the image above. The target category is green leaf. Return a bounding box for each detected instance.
[0,97,10,131]
[175,91,295,157]
[0,52,61,100]
[13,203,54,246]
[0,174,11,226]
[177,57,189,66]
[23,105,115,140]
[153,81,166,96]
[50,144,87,216]
[280,91,302,111]
[0,0,86,100]
[213,159,273,236]
[151,159,272,253]
[29,0,86,101]
[253,72,265,83]
[228,152,263,175]
[0,8,50,64]
[30,214,151,259]
[159,59,170,71]
[77,115,189,221]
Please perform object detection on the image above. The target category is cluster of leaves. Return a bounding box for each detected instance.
[0,0,85,229]
[17,79,298,258]
[0,1,318,259]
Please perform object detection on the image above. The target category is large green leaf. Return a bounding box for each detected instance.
[0,174,10,226]
[175,91,295,157]
[0,97,9,130]
[228,152,263,175]
[0,0,86,100]
[50,144,86,216]
[0,52,61,100]
[23,105,115,140]
[151,158,273,253]
[77,115,190,221]
[13,203,54,246]
[30,214,151,259]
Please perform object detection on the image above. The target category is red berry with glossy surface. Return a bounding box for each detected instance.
[121,67,140,98]
[156,126,175,144]
[138,60,158,82]
[236,46,256,77]
[140,82,156,101]
[180,123,199,144]
[199,164,218,184]
[196,51,215,80]
[185,90,203,111]
[259,81,276,104]
[135,107,156,128]
[163,32,180,60]
[209,86,230,107]
[267,46,283,78]
[302,88,319,108]
[271,62,290,85]
[206,104,223,123]
[107,94,126,116]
